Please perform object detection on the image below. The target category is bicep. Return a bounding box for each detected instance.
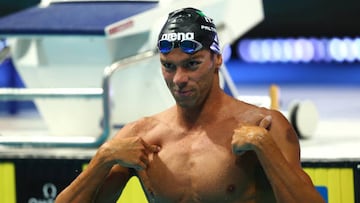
[95,165,132,203]
[269,110,301,166]
[271,111,317,185]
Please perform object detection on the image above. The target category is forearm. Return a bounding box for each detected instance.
[55,126,159,202]
[55,152,114,203]
[255,140,324,203]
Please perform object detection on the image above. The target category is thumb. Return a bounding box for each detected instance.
[259,115,272,130]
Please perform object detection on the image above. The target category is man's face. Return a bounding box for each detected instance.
[159,48,220,108]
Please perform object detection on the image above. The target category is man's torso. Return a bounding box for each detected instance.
[133,103,275,203]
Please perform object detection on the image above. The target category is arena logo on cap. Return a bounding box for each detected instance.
[160,32,194,42]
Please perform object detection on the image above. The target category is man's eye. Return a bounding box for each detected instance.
[186,61,201,70]
[162,63,176,71]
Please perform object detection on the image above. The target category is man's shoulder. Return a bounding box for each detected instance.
[128,108,175,129]
[127,116,159,130]
[230,98,268,114]
[229,99,286,124]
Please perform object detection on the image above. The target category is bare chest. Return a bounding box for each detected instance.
[138,130,259,203]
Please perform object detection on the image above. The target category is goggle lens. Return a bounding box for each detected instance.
[181,40,201,53]
[158,40,173,53]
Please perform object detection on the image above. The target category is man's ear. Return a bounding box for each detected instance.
[215,53,223,69]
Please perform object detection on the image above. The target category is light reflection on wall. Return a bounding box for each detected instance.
[237,37,360,63]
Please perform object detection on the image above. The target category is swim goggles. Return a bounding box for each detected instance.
[157,39,203,54]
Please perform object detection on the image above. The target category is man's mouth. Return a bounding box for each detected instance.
[175,89,193,97]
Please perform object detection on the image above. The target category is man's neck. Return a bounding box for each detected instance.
[175,86,226,129]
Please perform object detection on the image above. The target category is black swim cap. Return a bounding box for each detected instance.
[158,7,220,54]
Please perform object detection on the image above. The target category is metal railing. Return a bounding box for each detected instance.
[0,39,9,63]
[0,49,158,148]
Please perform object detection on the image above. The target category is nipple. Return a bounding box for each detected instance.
[226,184,236,193]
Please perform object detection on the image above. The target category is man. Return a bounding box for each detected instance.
[56,7,324,203]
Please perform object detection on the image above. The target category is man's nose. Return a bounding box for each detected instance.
[173,68,189,87]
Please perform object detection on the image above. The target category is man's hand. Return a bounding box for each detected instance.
[99,137,161,171]
[231,115,272,155]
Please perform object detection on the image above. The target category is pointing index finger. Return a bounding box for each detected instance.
[141,139,161,153]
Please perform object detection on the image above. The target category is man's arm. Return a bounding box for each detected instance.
[55,151,131,203]
[55,122,160,203]
[232,111,325,203]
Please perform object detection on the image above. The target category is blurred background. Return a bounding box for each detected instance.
[1,0,360,120]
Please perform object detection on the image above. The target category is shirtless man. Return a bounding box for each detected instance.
[55,7,325,203]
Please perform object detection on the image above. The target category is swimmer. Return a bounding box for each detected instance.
[55,7,325,203]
